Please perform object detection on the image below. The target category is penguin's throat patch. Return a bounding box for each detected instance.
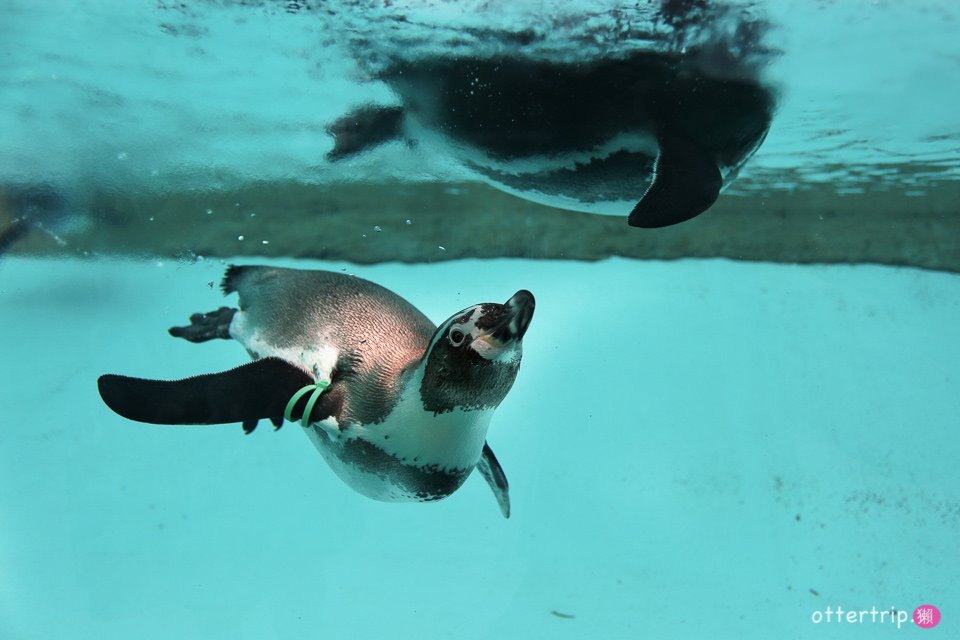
[420,352,519,414]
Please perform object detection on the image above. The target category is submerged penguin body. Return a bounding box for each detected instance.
[327,53,775,227]
[98,266,533,517]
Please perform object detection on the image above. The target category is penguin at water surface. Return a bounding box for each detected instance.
[97,266,534,518]
[327,52,774,228]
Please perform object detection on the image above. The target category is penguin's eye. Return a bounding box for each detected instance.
[449,328,465,346]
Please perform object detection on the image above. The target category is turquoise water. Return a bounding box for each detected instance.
[3,258,957,638]
[2,2,959,639]
[3,1,958,197]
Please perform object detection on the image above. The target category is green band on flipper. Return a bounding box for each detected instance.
[284,380,330,428]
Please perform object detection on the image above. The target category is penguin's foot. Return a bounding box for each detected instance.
[169,307,236,343]
[326,105,405,160]
[241,416,284,434]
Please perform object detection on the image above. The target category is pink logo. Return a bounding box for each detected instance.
[914,604,941,629]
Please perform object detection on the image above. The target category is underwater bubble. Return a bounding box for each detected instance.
[175,250,198,265]
[116,151,128,160]
[206,208,213,215]
[238,235,244,241]
[373,225,382,232]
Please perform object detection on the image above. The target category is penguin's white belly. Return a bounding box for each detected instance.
[303,403,493,503]
[230,307,495,502]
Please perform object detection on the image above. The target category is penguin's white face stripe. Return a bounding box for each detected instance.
[450,307,506,361]
[445,307,480,338]
[431,305,521,363]
[428,305,480,351]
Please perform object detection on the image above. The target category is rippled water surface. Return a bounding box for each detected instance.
[2,1,957,196]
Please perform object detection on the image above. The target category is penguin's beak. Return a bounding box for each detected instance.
[487,290,535,344]
[470,290,535,360]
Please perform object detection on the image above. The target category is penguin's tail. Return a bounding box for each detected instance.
[221,264,248,295]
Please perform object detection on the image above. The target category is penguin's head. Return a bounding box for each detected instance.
[419,290,535,414]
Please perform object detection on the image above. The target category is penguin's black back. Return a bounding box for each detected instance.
[223,266,437,425]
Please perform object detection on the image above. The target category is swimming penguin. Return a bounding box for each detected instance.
[326,51,774,228]
[97,266,534,517]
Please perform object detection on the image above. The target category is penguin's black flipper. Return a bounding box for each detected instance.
[98,357,315,426]
[477,442,510,519]
[326,105,405,160]
[627,128,723,228]
[168,307,236,343]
